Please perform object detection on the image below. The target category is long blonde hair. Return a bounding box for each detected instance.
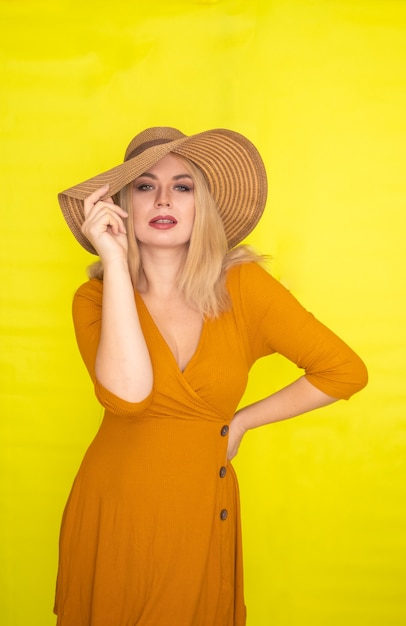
[88,154,265,317]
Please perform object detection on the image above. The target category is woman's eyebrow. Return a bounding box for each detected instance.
[173,174,193,181]
[137,172,193,181]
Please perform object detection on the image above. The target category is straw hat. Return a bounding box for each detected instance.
[58,126,268,254]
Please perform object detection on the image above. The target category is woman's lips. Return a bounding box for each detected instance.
[149,215,178,229]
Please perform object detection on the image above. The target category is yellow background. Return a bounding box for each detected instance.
[1,1,405,624]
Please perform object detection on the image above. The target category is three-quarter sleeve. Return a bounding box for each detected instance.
[72,279,152,415]
[236,262,368,399]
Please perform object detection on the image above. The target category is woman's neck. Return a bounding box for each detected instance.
[137,246,187,298]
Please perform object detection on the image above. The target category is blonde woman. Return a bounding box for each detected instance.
[55,127,367,626]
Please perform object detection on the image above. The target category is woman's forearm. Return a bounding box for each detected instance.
[95,258,153,402]
[227,377,338,459]
[235,376,337,432]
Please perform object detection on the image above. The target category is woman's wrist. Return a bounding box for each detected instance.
[232,408,249,434]
[101,255,131,276]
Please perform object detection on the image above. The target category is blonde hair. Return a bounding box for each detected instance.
[88,154,265,317]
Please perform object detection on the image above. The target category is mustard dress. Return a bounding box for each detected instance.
[54,262,367,626]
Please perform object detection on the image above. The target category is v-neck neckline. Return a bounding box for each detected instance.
[135,291,207,375]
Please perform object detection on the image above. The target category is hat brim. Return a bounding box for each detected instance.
[58,128,267,254]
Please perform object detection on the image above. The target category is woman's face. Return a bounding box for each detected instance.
[131,153,195,250]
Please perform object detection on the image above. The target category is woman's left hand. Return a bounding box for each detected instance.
[227,413,247,460]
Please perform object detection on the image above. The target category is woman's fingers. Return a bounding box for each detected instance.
[84,185,127,218]
[81,186,129,258]
[83,184,110,214]
[83,186,128,232]
[226,415,247,460]
[82,205,127,238]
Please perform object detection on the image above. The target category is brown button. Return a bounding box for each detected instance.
[220,425,229,437]
[219,466,227,478]
[220,509,228,521]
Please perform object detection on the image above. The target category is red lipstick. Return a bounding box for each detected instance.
[149,215,178,230]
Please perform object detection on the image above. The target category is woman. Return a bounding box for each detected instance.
[55,126,367,626]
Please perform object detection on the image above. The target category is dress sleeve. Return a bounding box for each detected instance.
[236,262,368,400]
[72,279,152,416]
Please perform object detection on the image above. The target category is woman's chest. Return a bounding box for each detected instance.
[139,295,204,373]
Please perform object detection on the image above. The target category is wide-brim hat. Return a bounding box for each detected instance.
[58,126,268,253]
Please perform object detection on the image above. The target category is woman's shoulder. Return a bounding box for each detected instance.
[226,259,278,293]
[73,277,103,303]
[226,260,301,321]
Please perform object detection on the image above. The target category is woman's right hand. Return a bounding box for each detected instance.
[81,184,129,261]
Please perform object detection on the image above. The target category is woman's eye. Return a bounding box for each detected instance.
[175,185,191,192]
[137,184,154,191]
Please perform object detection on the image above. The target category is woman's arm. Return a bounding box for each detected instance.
[81,185,153,403]
[227,376,337,460]
[226,263,368,459]
[96,257,153,402]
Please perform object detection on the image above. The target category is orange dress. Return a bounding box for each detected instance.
[54,262,367,626]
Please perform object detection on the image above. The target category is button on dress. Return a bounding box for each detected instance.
[54,262,367,626]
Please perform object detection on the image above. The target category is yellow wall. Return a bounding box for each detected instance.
[1,1,405,624]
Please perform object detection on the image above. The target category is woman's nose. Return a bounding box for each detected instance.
[155,189,171,208]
